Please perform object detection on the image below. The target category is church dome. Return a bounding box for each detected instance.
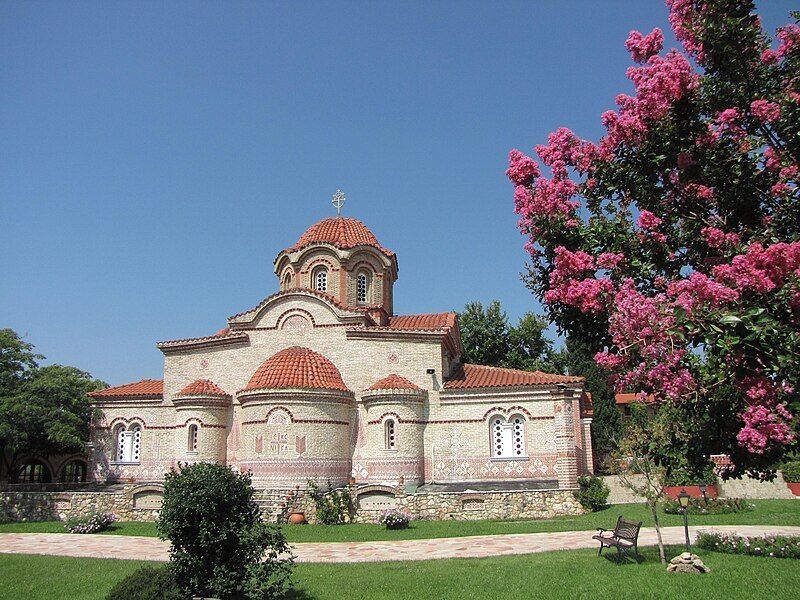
[243,346,349,392]
[176,379,230,398]
[285,217,394,257]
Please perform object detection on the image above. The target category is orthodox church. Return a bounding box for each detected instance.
[89,202,593,491]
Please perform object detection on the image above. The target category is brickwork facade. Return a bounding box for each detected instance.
[86,216,592,494]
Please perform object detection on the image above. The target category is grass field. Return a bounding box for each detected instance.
[1,499,797,543]
[1,545,799,600]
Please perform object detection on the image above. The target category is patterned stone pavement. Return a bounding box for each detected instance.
[1,525,799,563]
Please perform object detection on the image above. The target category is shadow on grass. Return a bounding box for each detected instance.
[285,587,316,599]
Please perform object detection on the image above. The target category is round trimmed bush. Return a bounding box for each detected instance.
[575,475,610,512]
[105,565,186,600]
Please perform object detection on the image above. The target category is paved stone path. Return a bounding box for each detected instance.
[1,525,799,563]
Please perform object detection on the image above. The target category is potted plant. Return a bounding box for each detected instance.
[782,461,800,496]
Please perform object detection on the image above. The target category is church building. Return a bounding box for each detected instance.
[88,207,593,492]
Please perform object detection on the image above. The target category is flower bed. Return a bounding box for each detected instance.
[696,532,800,559]
[378,509,413,530]
[663,497,753,515]
[64,512,116,534]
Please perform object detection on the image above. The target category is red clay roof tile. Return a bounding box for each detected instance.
[367,374,421,391]
[243,346,349,392]
[285,217,395,257]
[387,313,457,330]
[177,379,230,397]
[88,379,163,398]
[444,364,582,390]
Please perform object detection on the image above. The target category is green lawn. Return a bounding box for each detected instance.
[1,546,799,600]
[2,499,796,543]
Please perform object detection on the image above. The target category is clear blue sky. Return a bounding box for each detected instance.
[1,1,793,385]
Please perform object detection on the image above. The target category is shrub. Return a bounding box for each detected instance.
[782,461,800,483]
[575,475,610,512]
[105,565,187,600]
[378,509,412,530]
[306,480,354,525]
[158,463,293,600]
[663,497,753,515]
[697,532,800,559]
[65,512,116,534]
[662,463,718,487]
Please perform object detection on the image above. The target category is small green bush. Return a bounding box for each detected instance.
[159,463,293,600]
[575,475,610,512]
[65,512,116,534]
[105,565,187,600]
[662,463,718,487]
[307,480,354,525]
[781,461,800,483]
[663,497,753,515]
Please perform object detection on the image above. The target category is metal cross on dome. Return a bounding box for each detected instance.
[332,189,346,216]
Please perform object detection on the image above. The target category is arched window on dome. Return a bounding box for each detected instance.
[356,271,371,304]
[384,419,397,450]
[188,424,199,452]
[490,415,526,458]
[282,271,293,291]
[313,267,328,293]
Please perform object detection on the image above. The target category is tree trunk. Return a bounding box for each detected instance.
[650,500,666,564]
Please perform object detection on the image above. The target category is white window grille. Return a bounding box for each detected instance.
[314,268,328,292]
[357,272,369,303]
[114,425,126,462]
[491,415,526,458]
[385,419,396,450]
[131,425,141,462]
[188,424,199,452]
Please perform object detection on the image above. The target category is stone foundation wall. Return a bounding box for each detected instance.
[1,484,164,523]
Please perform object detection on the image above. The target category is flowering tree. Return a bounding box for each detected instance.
[508,1,799,479]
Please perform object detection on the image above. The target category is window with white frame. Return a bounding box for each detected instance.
[188,424,199,452]
[114,424,142,463]
[356,272,369,303]
[491,415,526,458]
[314,268,328,292]
[385,419,396,450]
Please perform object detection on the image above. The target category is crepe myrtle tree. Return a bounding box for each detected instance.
[507,0,799,479]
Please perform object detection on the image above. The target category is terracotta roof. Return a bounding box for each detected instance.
[177,379,230,397]
[243,346,350,392]
[88,379,163,398]
[367,374,422,391]
[285,217,395,257]
[444,364,583,390]
[615,392,655,405]
[387,313,457,330]
[214,327,230,337]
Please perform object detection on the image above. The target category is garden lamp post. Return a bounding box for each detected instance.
[698,482,708,505]
[678,489,691,552]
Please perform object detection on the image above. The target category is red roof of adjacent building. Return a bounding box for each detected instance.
[88,379,164,398]
[444,364,583,390]
[367,374,422,391]
[285,217,395,257]
[615,392,655,405]
[177,379,230,397]
[243,346,350,392]
[386,312,457,330]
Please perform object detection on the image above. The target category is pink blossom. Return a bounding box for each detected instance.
[750,99,781,122]
[771,182,791,197]
[764,146,781,171]
[712,242,800,293]
[667,272,739,311]
[701,226,740,250]
[737,405,795,454]
[625,28,664,63]
[594,351,627,369]
[637,210,662,230]
[716,108,741,125]
[677,151,696,170]
[761,49,779,64]
[666,0,705,59]
[596,252,625,269]
[506,149,540,186]
[777,24,800,57]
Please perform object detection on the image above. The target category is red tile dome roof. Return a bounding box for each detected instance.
[243,346,349,392]
[177,379,230,397]
[367,374,421,391]
[285,217,394,257]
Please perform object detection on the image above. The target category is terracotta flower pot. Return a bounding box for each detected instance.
[786,482,800,496]
[288,512,307,525]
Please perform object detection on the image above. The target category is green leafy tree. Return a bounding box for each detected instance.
[458,301,564,373]
[158,462,293,600]
[0,329,105,479]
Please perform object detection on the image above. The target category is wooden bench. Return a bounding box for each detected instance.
[592,516,642,561]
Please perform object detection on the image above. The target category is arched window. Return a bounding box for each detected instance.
[59,460,87,483]
[356,271,370,304]
[188,424,199,452]
[313,267,328,292]
[15,460,51,484]
[283,271,292,290]
[114,424,142,463]
[490,415,526,458]
[385,419,396,450]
